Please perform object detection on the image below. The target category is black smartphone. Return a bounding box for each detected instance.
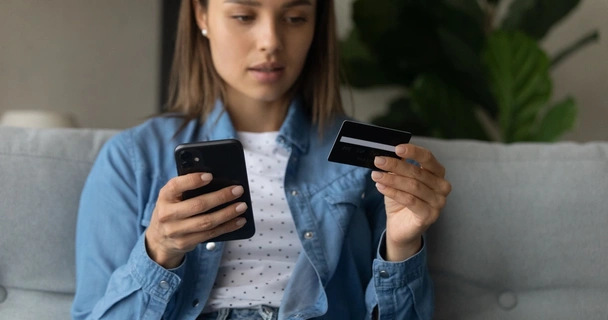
[174,139,255,242]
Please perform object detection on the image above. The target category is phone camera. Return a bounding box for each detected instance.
[179,151,192,161]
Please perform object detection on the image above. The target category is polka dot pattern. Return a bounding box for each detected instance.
[204,131,302,312]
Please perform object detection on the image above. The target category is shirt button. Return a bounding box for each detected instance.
[498,291,517,310]
[379,270,390,278]
[159,280,170,289]
[304,231,314,239]
[205,242,216,251]
[361,192,366,199]
[291,190,298,196]
[192,299,200,307]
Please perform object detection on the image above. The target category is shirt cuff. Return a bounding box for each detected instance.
[127,232,186,302]
[373,230,427,289]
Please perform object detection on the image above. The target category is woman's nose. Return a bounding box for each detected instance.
[257,19,283,53]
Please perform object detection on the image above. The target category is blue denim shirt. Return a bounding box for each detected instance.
[71,99,433,320]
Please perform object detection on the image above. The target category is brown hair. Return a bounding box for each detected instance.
[164,0,344,131]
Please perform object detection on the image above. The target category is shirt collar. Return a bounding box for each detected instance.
[277,97,310,154]
[200,97,310,154]
[201,100,237,141]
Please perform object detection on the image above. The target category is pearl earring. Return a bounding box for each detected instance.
[201,29,208,37]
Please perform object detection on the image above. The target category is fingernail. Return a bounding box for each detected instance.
[375,183,387,190]
[236,218,246,227]
[201,173,213,182]
[374,157,387,166]
[232,186,244,196]
[235,202,248,213]
[395,146,406,155]
[371,171,384,180]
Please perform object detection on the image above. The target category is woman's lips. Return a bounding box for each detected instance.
[248,67,285,83]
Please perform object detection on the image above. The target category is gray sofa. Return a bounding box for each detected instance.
[1,126,607,320]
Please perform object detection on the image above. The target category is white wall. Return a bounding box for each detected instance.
[337,0,608,142]
[0,0,161,129]
[543,1,608,141]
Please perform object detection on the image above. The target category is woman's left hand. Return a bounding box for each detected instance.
[371,144,452,261]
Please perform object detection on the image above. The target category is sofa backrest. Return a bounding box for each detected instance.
[0,127,117,320]
[413,136,608,320]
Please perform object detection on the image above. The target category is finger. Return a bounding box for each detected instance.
[160,173,214,201]
[171,184,245,219]
[170,201,248,236]
[395,144,446,178]
[180,216,248,246]
[371,171,447,210]
[374,156,451,195]
[375,183,440,226]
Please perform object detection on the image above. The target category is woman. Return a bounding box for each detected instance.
[71,0,452,319]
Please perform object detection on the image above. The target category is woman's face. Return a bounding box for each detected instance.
[195,0,317,104]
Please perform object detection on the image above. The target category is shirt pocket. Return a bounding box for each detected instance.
[140,175,170,229]
[323,187,366,236]
[140,201,155,228]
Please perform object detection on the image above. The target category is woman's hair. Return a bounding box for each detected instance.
[165,0,344,130]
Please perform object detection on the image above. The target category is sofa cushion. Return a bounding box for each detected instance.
[0,127,117,319]
[413,137,608,320]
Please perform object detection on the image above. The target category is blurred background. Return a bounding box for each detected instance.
[0,0,606,142]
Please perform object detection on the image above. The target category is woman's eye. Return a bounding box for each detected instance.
[232,15,254,22]
[286,17,307,24]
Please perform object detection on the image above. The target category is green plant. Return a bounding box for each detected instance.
[341,0,599,142]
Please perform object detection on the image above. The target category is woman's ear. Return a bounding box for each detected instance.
[192,0,208,33]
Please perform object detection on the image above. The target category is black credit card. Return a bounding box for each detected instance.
[327,120,412,170]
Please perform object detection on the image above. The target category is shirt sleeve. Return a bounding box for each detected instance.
[363,175,434,320]
[71,131,186,320]
[365,232,434,320]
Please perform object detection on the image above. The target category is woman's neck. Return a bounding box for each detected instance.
[223,91,290,133]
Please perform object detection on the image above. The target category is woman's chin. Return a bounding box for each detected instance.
[245,88,293,104]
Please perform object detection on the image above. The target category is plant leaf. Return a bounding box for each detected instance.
[443,0,485,28]
[371,96,434,137]
[346,0,497,106]
[434,20,498,116]
[531,97,577,141]
[340,28,374,62]
[351,0,443,86]
[482,31,551,143]
[409,74,490,140]
[425,2,499,116]
[351,0,402,40]
[339,29,391,88]
[502,0,581,40]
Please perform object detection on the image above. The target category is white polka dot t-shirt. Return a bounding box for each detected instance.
[204,131,302,311]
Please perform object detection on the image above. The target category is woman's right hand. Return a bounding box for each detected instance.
[145,172,248,269]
